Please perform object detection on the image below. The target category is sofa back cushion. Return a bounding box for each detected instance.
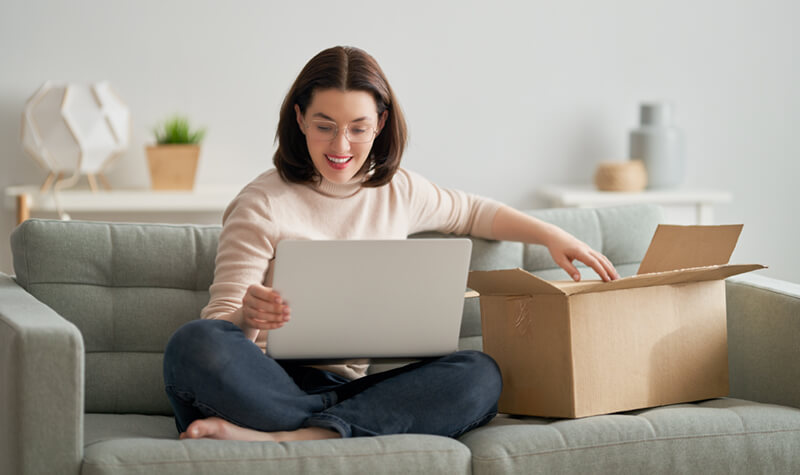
[12,221,218,415]
[10,204,661,415]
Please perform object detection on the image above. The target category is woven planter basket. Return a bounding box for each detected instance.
[146,145,200,190]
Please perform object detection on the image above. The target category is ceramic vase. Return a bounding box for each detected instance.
[629,103,685,189]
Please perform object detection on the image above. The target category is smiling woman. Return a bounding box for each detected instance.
[293,89,386,182]
[273,46,405,187]
[162,45,618,445]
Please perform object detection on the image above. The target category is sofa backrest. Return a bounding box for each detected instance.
[10,204,662,415]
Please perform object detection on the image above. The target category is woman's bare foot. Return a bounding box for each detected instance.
[179,417,341,442]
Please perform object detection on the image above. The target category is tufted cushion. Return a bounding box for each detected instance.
[81,414,470,475]
[12,221,218,414]
[460,398,800,474]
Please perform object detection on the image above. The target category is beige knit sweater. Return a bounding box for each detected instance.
[201,167,501,379]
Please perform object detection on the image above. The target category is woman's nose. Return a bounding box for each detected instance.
[331,129,350,152]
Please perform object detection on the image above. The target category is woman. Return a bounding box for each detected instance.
[164,46,618,442]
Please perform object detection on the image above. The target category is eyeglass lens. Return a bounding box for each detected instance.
[307,120,375,143]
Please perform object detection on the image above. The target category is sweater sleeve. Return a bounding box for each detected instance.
[201,185,278,340]
[402,168,502,239]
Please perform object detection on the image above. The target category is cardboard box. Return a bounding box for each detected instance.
[468,224,765,418]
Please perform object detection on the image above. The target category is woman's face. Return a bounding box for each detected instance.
[295,89,387,185]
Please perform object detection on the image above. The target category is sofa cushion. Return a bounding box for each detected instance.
[82,414,471,475]
[459,398,800,474]
[11,220,219,415]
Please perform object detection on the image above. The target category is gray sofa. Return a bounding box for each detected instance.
[2,204,799,475]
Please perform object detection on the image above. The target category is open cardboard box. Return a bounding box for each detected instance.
[467,224,765,418]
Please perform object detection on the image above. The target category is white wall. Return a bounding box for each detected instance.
[2,0,798,282]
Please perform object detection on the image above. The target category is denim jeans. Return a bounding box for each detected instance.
[163,319,502,438]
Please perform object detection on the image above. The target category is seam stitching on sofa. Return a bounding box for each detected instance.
[108,224,116,356]
[26,282,204,291]
[86,350,165,354]
[192,227,202,291]
[549,425,568,449]
[25,218,220,230]
[470,427,800,461]
[81,448,468,466]
[638,415,659,438]
[22,223,31,288]
[726,407,749,432]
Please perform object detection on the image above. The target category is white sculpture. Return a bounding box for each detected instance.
[21,81,130,192]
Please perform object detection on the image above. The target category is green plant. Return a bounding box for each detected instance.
[153,115,207,145]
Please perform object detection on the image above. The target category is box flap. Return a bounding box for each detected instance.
[637,224,743,275]
[468,268,566,296]
[569,263,766,295]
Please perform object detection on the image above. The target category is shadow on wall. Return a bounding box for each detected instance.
[523,107,618,209]
[559,108,618,185]
[1,91,39,275]
[0,91,44,187]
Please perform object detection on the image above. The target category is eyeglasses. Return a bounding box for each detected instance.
[303,119,378,144]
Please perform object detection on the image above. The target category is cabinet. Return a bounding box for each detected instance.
[537,186,732,225]
[5,185,242,225]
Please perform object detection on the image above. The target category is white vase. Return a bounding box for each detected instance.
[629,103,685,189]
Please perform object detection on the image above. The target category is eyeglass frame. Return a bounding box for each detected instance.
[302,118,380,144]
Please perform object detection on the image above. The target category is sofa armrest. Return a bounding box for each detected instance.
[0,273,84,475]
[726,273,800,409]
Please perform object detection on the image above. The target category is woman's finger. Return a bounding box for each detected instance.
[554,254,581,281]
[577,251,610,282]
[588,249,618,280]
[243,294,286,316]
[596,251,619,280]
[247,284,284,304]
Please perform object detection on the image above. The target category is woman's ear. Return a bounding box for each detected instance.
[294,104,306,135]
[377,110,389,135]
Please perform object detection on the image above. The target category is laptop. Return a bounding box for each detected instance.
[266,238,472,359]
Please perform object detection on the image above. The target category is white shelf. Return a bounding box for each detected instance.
[538,185,733,225]
[5,185,243,223]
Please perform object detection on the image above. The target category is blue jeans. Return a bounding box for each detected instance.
[163,319,502,438]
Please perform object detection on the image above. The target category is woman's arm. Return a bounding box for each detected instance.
[491,205,619,282]
[202,180,281,340]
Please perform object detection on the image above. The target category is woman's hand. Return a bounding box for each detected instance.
[490,205,620,282]
[545,229,619,282]
[241,284,291,330]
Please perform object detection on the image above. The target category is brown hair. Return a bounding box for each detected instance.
[273,46,407,187]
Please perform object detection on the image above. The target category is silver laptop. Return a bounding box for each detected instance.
[266,239,472,359]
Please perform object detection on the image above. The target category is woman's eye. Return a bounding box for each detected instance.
[315,125,334,132]
[351,128,368,135]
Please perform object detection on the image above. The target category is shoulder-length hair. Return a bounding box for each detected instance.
[273,46,407,187]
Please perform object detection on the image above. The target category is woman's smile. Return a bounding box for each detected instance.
[325,154,353,170]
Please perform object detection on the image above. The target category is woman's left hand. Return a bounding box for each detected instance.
[546,229,619,282]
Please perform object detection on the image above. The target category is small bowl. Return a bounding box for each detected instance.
[594,160,647,192]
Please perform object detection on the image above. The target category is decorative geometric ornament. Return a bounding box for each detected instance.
[21,81,130,191]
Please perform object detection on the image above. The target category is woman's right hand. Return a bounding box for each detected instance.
[241,284,291,330]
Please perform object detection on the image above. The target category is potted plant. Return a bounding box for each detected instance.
[146,115,206,190]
